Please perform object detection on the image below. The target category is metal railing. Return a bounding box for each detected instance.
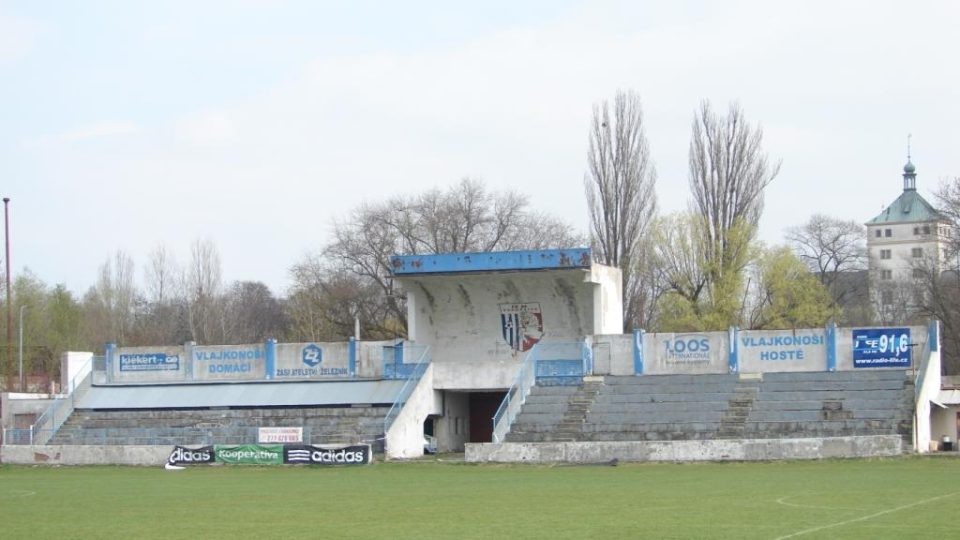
[382,344,431,434]
[0,426,316,446]
[491,341,592,443]
[24,356,97,445]
[491,344,540,443]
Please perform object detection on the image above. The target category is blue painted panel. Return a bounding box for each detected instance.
[535,359,583,386]
[826,323,837,372]
[390,248,592,275]
[853,328,912,368]
[633,329,644,375]
[728,327,739,373]
[348,337,357,376]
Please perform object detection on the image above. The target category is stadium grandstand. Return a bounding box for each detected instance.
[0,248,944,465]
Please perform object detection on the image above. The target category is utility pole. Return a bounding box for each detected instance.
[4,197,11,390]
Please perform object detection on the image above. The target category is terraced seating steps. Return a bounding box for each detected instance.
[505,370,913,444]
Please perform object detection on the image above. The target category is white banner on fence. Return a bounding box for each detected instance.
[644,332,728,374]
[738,329,826,372]
[258,427,304,443]
[192,344,266,381]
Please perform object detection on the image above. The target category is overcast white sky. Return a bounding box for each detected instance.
[2,0,958,296]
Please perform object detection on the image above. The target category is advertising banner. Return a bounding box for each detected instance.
[283,444,372,465]
[165,444,372,467]
[214,444,284,465]
[192,344,266,381]
[167,445,215,466]
[274,342,351,379]
[737,329,826,372]
[258,427,303,443]
[119,352,180,372]
[643,332,728,374]
[853,328,912,368]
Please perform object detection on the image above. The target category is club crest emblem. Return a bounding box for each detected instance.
[302,344,323,367]
[500,303,544,352]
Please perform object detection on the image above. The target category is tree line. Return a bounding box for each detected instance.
[3,90,959,384]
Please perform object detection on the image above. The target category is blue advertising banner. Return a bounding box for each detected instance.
[119,352,180,372]
[852,328,912,368]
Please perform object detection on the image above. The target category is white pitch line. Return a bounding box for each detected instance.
[774,491,960,540]
[775,495,860,511]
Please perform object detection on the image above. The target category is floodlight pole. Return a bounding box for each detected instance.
[3,197,11,389]
[19,304,27,392]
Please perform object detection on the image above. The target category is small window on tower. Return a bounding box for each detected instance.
[912,247,923,258]
[885,229,892,237]
[881,270,892,280]
[881,291,893,304]
[914,226,920,235]
[875,229,882,238]
[880,249,892,260]
[923,225,931,235]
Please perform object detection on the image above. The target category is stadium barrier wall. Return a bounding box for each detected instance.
[102,339,394,385]
[465,435,906,464]
[590,324,929,377]
[1,444,172,466]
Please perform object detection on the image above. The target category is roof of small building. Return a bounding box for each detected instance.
[867,189,944,224]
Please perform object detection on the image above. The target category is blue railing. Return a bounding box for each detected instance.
[382,344,431,434]
[491,341,591,443]
[534,341,592,386]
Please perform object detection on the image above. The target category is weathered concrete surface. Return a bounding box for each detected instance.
[465,435,906,464]
[1,444,171,466]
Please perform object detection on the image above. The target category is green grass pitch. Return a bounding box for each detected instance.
[1,456,957,539]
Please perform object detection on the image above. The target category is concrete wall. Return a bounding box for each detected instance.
[642,332,730,375]
[432,360,521,391]
[0,393,56,432]
[1,444,171,465]
[465,436,905,464]
[593,325,929,376]
[591,334,633,376]
[404,269,620,363]
[384,365,442,459]
[110,345,187,384]
[61,352,93,391]
[275,342,350,379]
[589,264,623,335]
[104,340,395,385]
[435,391,470,452]
[738,329,827,372]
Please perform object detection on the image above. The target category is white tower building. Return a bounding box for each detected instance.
[866,159,951,320]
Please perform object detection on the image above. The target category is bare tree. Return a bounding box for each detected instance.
[81,250,136,346]
[144,244,179,305]
[222,281,287,344]
[319,179,581,336]
[688,100,780,282]
[584,90,658,331]
[186,238,223,344]
[785,214,868,318]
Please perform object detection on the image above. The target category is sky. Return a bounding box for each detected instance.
[1,0,958,297]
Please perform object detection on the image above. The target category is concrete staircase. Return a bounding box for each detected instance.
[550,378,604,442]
[717,380,760,439]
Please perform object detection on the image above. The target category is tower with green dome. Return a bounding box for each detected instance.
[866,157,952,322]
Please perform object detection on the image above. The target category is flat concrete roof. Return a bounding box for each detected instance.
[79,379,406,409]
[390,248,592,275]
